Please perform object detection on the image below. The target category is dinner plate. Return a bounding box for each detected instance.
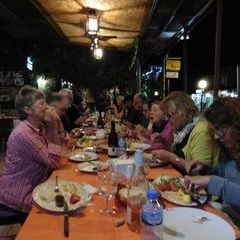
[153,207,235,240]
[153,176,208,206]
[97,142,151,152]
[77,161,109,173]
[76,139,95,148]
[32,180,89,212]
[128,142,150,151]
[68,152,98,162]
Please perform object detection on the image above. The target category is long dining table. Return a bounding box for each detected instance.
[15,151,240,240]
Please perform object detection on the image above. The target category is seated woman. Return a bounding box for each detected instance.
[136,101,174,150]
[0,86,65,226]
[184,97,240,226]
[110,95,125,120]
[153,91,220,171]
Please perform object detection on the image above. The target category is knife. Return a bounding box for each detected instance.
[63,200,69,238]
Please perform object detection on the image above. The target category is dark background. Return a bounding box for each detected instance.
[144,0,239,94]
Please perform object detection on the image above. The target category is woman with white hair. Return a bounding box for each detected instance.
[110,95,125,120]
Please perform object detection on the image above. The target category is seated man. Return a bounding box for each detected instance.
[0,86,65,225]
[126,93,148,128]
[47,92,67,135]
[59,89,88,131]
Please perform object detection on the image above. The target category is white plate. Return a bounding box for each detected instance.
[149,158,167,167]
[77,161,109,173]
[153,176,207,206]
[76,139,95,148]
[153,207,235,240]
[68,152,98,162]
[32,180,89,212]
[128,142,150,151]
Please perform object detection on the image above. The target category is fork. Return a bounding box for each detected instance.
[55,176,60,193]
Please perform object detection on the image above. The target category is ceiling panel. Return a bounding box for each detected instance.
[37,0,154,49]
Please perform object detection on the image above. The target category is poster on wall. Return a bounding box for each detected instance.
[0,71,25,103]
[0,71,24,87]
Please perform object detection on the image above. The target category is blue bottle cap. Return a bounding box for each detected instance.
[147,189,159,199]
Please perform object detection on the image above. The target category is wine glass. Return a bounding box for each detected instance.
[118,135,127,159]
[98,170,118,216]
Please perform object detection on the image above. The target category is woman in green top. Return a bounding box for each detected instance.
[152,91,219,172]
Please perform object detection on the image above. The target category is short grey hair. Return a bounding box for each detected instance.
[59,88,73,103]
[134,93,147,104]
[15,86,44,120]
[59,88,73,96]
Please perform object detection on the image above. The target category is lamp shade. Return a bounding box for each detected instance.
[86,14,99,35]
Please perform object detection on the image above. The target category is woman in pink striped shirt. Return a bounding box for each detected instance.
[0,86,65,225]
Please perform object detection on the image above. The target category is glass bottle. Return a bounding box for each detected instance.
[127,148,149,232]
[108,120,118,158]
[97,111,105,129]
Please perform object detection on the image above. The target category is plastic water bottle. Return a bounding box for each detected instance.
[141,189,163,240]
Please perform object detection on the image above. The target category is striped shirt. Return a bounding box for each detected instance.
[0,120,65,212]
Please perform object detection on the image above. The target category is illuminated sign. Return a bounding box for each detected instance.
[166,71,179,78]
[165,59,181,71]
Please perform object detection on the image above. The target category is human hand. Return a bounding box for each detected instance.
[120,124,129,137]
[152,149,176,162]
[184,175,211,189]
[75,115,87,125]
[150,132,160,143]
[44,106,60,130]
[135,124,145,132]
[184,161,207,175]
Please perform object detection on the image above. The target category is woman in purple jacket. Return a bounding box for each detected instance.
[136,100,174,150]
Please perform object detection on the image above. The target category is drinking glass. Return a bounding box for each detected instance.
[143,160,150,177]
[143,155,150,177]
[98,170,118,216]
[118,136,127,158]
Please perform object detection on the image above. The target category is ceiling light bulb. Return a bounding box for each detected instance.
[93,47,103,60]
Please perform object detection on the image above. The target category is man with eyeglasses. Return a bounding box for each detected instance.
[0,86,65,227]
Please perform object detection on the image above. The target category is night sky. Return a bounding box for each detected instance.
[144,0,239,94]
